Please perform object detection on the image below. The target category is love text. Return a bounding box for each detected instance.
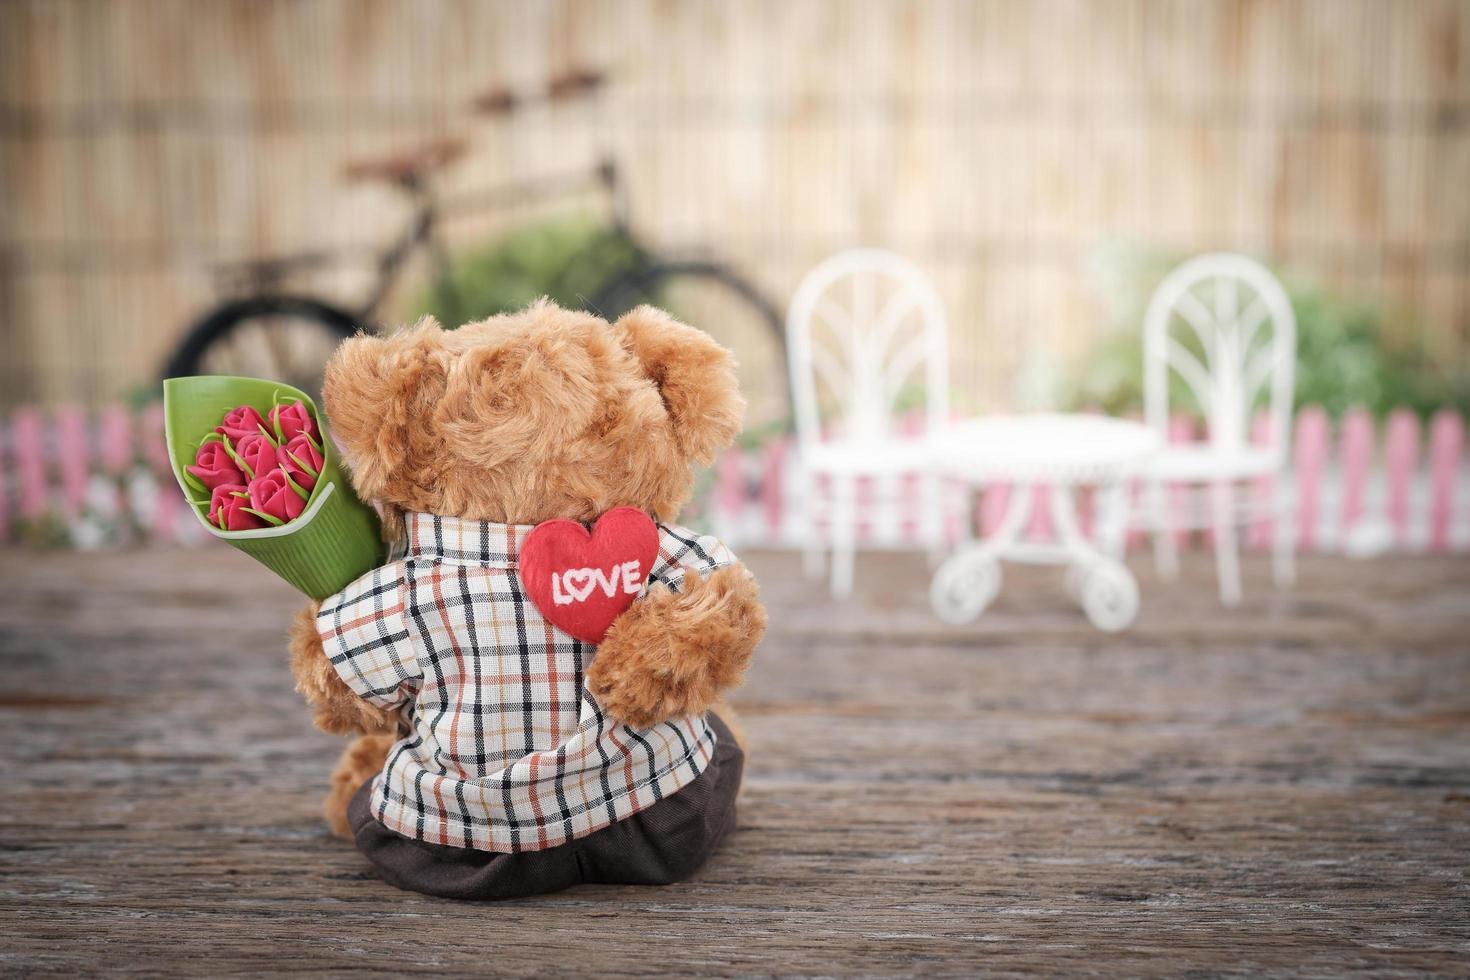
[550,560,644,605]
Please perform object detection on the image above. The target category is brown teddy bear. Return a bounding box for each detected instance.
[285,300,767,899]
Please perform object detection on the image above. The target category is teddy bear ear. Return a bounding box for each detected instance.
[613,305,744,465]
[322,317,447,498]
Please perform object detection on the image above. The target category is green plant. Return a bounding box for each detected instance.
[407,215,643,328]
[1070,244,1469,419]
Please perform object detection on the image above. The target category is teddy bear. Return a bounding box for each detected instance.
[285,299,767,900]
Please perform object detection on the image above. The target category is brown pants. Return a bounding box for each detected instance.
[348,713,744,900]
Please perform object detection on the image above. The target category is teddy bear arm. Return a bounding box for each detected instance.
[288,601,398,736]
[585,563,767,730]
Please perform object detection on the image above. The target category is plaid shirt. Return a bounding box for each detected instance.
[317,512,735,853]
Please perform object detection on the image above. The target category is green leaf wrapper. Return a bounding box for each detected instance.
[163,376,383,600]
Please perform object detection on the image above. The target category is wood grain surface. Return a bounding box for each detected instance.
[1,547,1467,977]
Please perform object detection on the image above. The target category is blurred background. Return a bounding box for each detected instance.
[0,0,1467,556]
[6,0,1468,406]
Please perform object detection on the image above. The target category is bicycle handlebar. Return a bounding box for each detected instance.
[472,67,606,117]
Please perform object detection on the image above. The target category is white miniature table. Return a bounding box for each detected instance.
[928,413,1159,632]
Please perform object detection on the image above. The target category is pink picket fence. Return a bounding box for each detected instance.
[1,403,1467,554]
[699,405,1470,555]
[0,402,206,548]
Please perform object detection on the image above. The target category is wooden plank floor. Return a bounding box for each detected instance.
[1,546,1467,976]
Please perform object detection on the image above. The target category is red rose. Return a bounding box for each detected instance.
[218,405,268,441]
[270,400,319,443]
[277,433,323,491]
[234,431,280,480]
[186,441,244,490]
[209,483,265,531]
[248,468,307,524]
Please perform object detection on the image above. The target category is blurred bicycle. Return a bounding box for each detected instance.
[162,69,789,431]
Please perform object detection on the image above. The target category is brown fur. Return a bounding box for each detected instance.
[320,301,742,525]
[290,299,765,823]
[324,733,396,838]
[587,564,767,729]
[287,602,397,736]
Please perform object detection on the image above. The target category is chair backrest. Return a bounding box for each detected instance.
[785,249,949,450]
[1144,253,1296,463]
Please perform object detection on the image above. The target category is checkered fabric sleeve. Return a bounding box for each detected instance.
[648,523,738,594]
[316,561,419,710]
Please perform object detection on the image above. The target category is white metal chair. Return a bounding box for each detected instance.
[1133,253,1297,606]
[786,249,950,597]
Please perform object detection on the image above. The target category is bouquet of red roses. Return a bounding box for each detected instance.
[164,376,381,599]
[183,399,326,530]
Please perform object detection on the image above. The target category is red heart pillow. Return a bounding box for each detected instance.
[518,507,660,644]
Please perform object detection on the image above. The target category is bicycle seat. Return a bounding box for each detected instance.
[342,136,467,186]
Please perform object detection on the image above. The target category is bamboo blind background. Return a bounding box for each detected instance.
[2,0,1467,411]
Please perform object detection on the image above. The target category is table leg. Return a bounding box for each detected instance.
[929,482,1032,624]
[1097,479,1130,561]
[1049,484,1140,631]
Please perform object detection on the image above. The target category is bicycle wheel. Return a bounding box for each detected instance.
[593,261,791,436]
[162,296,362,404]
